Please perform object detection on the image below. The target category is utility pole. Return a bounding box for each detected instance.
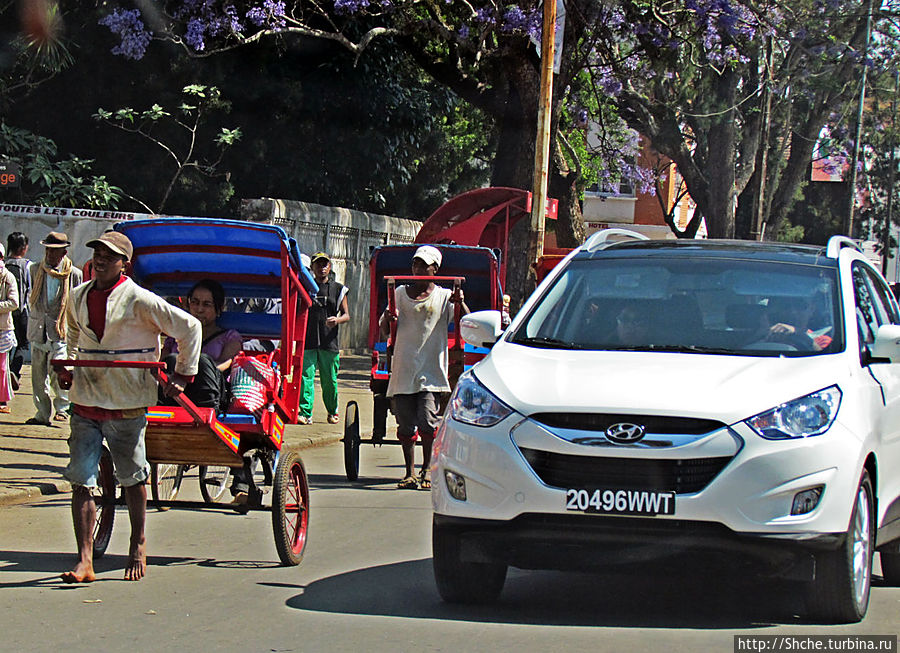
[528,0,557,272]
[845,0,874,238]
[884,70,899,277]
[751,36,773,241]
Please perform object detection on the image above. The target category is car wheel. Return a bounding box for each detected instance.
[432,518,507,604]
[805,470,874,623]
[880,548,900,586]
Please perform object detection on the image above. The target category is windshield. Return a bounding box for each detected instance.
[510,256,842,356]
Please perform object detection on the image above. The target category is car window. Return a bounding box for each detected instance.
[852,262,898,349]
[510,257,841,356]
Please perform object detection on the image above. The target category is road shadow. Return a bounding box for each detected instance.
[0,549,205,588]
[284,558,810,628]
[309,473,402,490]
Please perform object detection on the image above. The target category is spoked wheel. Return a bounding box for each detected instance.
[93,446,117,558]
[150,463,185,511]
[199,465,232,503]
[272,448,309,566]
[805,470,875,623]
[343,400,360,481]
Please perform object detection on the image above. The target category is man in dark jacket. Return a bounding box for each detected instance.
[298,252,349,424]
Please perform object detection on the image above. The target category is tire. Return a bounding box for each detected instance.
[343,401,360,481]
[199,465,232,503]
[272,448,310,566]
[805,470,874,623]
[150,463,185,511]
[432,519,507,604]
[880,547,900,586]
[93,446,116,559]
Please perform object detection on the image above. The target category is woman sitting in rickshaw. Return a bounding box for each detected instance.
[160,279,242,412]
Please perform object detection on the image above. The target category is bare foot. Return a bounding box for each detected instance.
[61,561,95,584]
[124,539,146,581]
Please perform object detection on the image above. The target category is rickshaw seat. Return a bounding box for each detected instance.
[217,311,282,339]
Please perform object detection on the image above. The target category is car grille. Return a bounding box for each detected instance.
[519,447,732,494]
[529,413,725,435]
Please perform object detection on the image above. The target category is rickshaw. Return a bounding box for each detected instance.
[342,243,502,480]
[54,218,318,566]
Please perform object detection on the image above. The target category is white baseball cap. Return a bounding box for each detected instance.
[413,245,442,269]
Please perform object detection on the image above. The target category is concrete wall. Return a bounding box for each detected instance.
[241,198,422,351]
[1,200,422,351]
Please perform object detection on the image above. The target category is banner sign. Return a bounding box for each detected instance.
[0,202,153,221]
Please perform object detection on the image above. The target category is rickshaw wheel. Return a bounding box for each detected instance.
[150,463,185,511]
[343,400,360,481]
[93,446,116,559]
[199,465,232,503]
[272,448,309,566]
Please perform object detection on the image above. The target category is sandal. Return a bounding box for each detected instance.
[54,412,69,422]
[297,415,312,425]
[397,476,419,490]
[0,405,10,414]
[417,471,431,490]
[327,414,339,424]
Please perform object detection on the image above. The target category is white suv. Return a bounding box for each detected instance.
[431,232,900,623]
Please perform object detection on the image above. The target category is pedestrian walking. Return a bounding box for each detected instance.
[0,243,20,413]
[5,232,30,391]
[59,231,201,582]
[379,245,468,489]
[26,231,82,426]
[298,252,349,425]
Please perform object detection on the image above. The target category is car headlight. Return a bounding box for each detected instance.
[745,385,842,440]
[449,372,514,427]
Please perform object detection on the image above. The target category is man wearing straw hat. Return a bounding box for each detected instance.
[26,231,82,426]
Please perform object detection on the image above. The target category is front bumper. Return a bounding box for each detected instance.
[432,413,865,540]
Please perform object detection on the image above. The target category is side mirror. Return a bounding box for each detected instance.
[870,324,900,363]
[461,310,503,347]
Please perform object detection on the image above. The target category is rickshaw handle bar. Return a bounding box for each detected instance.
[50,359,211,425]
[385,275,466,283]
[51,359,166,369]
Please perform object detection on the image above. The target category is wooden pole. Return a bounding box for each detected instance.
[845,0,874,238]
[528,0,557,270]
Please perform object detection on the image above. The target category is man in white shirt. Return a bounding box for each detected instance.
[380,245,468,489]
[26,231,83,425]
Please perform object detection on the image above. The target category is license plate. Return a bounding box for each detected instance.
[565,488,675,516]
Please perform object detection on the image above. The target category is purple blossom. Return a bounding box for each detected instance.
[334,0,370,14]
[458,24,470,39]
[474,7,496,25]
[185,18,206,51]
[99,9,151,60]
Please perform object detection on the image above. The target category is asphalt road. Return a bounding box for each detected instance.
[2,443,898,653]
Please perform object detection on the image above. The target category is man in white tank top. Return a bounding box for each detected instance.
[380,245,468,489]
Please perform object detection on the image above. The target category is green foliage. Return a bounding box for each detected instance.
[0,122,122,208]
[92,85,241,213]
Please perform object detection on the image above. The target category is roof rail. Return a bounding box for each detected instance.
[825,235,861,259]
[583,228,650,252]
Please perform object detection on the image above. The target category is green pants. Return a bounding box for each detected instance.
[300,349,340,418]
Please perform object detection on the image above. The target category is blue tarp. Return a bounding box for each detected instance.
[115,218,318,300]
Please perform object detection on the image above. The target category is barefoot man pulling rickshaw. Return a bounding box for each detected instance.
[58,231,201,582]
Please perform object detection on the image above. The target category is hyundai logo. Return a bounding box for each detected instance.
[606,422,646,444]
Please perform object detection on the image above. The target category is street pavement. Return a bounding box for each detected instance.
[0,352,380,507]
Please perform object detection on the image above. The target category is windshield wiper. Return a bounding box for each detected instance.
[514,336,584,350]
[604,344,735,354]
